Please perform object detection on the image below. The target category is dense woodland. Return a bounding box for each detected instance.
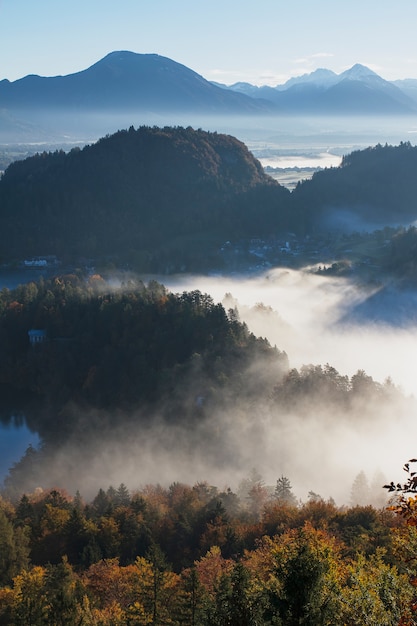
[2,130,417,622]
[0,126,292,271]
[1,130,417,274]
[0,271,406,518]
[292,142,417,231]
[0,274,287,442]
[0,274,404,490]
[0,476,417,625]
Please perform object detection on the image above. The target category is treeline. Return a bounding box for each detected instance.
[1,131,417,273]
[0,126,292,271]
[0,274,401,449]
[292,141,417,231]
[0,480,414,624]
[0,274,287,442]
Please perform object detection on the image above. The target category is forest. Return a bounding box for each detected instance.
[0,473,417,625]
[0,126,292,271]
[0,126,417,274]
[0,274,287,442]
[0,274,405,498]
[291,142,417,232]
[2,130,417,623]
[0,274,414,623]
[2,128,417,274]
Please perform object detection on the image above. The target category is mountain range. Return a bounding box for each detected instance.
[1,52,417,142]
[218,63,417,114]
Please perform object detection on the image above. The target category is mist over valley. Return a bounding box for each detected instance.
[1,53,417,508]
[0,265,415,507]
[3,43,417,622]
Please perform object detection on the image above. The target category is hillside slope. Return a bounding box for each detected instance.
[292,142,417,231]
[0,125,291,269]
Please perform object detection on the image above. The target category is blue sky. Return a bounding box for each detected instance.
[1,0,417,85]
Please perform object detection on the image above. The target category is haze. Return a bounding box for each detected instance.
[2,1,417,85]
[18,267,414,508]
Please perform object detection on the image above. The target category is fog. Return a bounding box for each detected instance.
[258,151,342,169]
[164,269,417,395]
[4,112,417,505]
[154,269,417,500]
[13,110,417,157]
[8,267,416,508]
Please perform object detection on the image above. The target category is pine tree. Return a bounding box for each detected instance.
[275,475,297,506]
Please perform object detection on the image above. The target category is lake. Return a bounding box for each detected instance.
[0,267,59,290]
[0,419,39,482]
[0,270,47,483]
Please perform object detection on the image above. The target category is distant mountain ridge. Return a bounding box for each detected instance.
[0,51,273,114]
[1,52,417,143]
[221,63,417,114]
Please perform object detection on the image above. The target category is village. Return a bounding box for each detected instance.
[218,226,395,279]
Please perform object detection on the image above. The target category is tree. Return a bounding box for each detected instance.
[178,567,204,626]
[8,566,49,625]
[0,507,30,586]
[339,552,413,625]
[350,471,371,506]
[245,524,344,625]
[274,475,297,506]
[238,469,268,522]
[115,483,131,507]
[43,558,87,626]
[223,562,265,626]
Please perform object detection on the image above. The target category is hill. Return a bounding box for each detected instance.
[2,130,417,273]
[0,125,292,270]
[0,274,288,446]
[292,141,417,232]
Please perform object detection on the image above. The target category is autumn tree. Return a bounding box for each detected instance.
[0,505,30,586]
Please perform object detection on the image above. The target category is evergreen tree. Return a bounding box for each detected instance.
[350,471,370,506]
[275,475,297,506]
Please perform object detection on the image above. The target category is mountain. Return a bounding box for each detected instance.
[0,125,291,269]
[392,78,417,103]
[2,54,417,144]
[0,51,273,116]
[222,63,417,114]
[0,108,59,143]
[277,67,339,90]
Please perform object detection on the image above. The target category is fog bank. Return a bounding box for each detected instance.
[6,267,415,507]
[164,268,417,397]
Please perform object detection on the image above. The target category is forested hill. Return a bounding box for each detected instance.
[2,130,417,272]
[0,126,291,270]
[0,274,288,444]
[0,273,403,499]
[292,142,417,230]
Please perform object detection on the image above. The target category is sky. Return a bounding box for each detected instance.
[1,0,417,86]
